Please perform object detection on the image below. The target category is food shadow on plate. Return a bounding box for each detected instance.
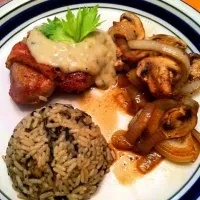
[17,89,81,113]
[48,89,81,104]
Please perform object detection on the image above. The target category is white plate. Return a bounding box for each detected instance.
[0,1,200,200]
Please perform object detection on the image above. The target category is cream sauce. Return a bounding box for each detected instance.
[26,29,117,88]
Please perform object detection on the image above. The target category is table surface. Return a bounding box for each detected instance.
[183,0,200,11]
[0,0,199,200]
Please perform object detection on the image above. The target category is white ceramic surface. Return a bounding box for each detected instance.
[0,1,200,200]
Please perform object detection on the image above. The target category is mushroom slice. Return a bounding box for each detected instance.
[109,13,159,65]
[136,56,182,98]
[128,40,190,90]
[108,21,138,41]
[180,53,200,95]
[189,53,200,80]
[159,104,197,138]
[108,12,145,40]
[115,37,159,63]
[120,12,145,40]
[114,47,129,71]
[114,58,130,71]
[155,133,200,163]
[149,34,187,50]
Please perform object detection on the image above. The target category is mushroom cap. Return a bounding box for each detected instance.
[136,56,182,98]
[108,12,145,41]
[160,104,197,138]
[189,53,200,80]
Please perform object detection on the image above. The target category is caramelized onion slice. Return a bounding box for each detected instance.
[155,134,199,163]
[192,129,200,144]
[136,150,163,174]
[126,86,152,112]
[145,106,164,136]
[128,40,190,88]
[133,129,166,155]
[180,79,200,95]
[180,96,199,111]
[154,99,178,111]
[134,102,197,155]
[125,103,156,145]
[126,68,145,89]
[115,37,160,63]
[149,34,187,50]
[111,130,133,150]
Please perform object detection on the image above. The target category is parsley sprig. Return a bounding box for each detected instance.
[38,5,103,43]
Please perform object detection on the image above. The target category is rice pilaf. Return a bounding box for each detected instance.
[5,103,114,200]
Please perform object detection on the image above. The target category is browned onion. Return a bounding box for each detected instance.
[136,150,163,174]
[111,104,156,151]
[132,105,166,155]
[133,102,197,155]
[128,40,190,89]
[154,99,178,111]
[111,130,133,150]
[145,107,164,136]
[155,133,199,163]
[126,68,145,90]
[192,129,200,143]
[133,129,166,155]
[125,103,156,145]
[180,79,200,95]
[126,86,151,111]
[180,96,199,112]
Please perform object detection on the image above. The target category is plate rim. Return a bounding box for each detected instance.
[0,1,200,200]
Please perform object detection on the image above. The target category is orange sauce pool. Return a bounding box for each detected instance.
[112,150,142,185]
[77,81,163,185]
[77,86,143,184]
[111,148,163,185]
[77,86,132,141]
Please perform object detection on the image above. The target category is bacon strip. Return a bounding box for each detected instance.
[6,42,94,92]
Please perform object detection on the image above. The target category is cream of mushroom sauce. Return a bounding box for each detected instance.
[26,29,117,88]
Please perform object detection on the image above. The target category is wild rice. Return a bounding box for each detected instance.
[5,103,114,200]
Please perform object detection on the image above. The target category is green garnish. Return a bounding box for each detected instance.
[38,5,103,43]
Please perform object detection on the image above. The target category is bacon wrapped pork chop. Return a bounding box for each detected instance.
[6,7,117,104]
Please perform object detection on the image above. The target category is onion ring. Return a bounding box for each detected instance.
[155,133,199,163]
[192,129,200,143]
[180,79,200,95]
